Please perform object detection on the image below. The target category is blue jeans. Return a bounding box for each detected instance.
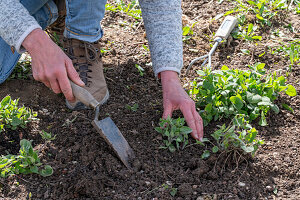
[0,0,107,84]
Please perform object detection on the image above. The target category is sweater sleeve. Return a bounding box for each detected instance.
[139,0,183,77]
[0,0,42,53]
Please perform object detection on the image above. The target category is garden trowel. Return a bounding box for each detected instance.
[69,81,135,169]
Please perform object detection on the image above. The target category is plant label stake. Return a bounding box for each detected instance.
[70,81,135,169]
[186,16,238,73]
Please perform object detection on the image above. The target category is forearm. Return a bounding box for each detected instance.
[0,0,41,53]
[139,0,183,77]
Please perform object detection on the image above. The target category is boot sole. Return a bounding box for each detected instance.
[65,89,110,110]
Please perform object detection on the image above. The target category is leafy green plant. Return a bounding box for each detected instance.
[232,22,262,41]
[155,117,192,152]
[227,0,288,27]
[198,114,264,158]
[105,0,142,20]
[125,103,139,112]
[182,22,197,42]
[40,130,56,141]
[272,40,300,68]
[8,55,32,80]
[0,139,53,178]
[188,63,297,126]
[0,96,38,133]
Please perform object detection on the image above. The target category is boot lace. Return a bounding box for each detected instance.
[65,40,101,86]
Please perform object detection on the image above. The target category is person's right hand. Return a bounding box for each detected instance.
[22,28,85,102]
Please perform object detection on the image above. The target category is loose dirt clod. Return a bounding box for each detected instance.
[177,183,193,197]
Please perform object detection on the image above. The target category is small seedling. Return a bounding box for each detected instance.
[170,187,178,197]
[155,117,192,152]
[272,40,300,69]
[125,103,139,112]
[232,22,262,41]
[40,130,56,141]
[182,22,197,42]
[135,64,144,76]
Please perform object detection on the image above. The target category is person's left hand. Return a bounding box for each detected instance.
[160,71,203,141]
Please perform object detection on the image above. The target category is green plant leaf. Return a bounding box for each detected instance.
[155,127,162,133]
[256,14,264,20]
[30,165,39,174]
[259,111,267,126]
[205,103,213,113]
[201,150,210,159]
[168,145,176,153]
[212,146,219,153]
[271,104,279,114]
[241,49,250,55]
[230,96,244,110]
[249,94,262,104]
[170,188,177,197]
[286,85,297,96]
[1,96,11,107]
[252,36,262,40]
[40,165,53,177]
[282,103,294,113]
[241,145,254,153]
[179,127,192,134]
[221,65,229,70]
[182,26,190,36]
[197,70,206,76]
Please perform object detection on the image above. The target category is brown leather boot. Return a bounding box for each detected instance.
[63,38,109,110]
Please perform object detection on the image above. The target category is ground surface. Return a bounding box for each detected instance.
[0,0,299,199]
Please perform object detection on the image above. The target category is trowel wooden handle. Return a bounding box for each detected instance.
[69,80,99,109]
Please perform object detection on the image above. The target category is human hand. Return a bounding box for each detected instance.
[160,71,203,141]
[22,28,84,102]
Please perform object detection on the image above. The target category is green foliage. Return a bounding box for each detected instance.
[105,0,142,20]
[8,55,32,80]
[0,139,53,178]
[155,117,192,152]
[170,187,178,197]
[197,114,264,157]
[182,22,198,42]
[272,40,300,68]
[40,130,56,141]
[0,96,38,133]
[227,0,289,27]
[188,63,297,126]
[227,0,295,43]
[125,103,139,112]
[232,21,262,41]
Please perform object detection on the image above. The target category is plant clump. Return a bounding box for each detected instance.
[155,117,192,152]
[0,95,38,133]
[188,63,297,126]
[198,114,264,158]
[0,139,53,178]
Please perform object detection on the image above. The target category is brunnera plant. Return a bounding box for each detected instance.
[0,95,38,133]
[0,139,53,178]
[197,114,264,159]
[155,117,192,152]
[188,63,297,127]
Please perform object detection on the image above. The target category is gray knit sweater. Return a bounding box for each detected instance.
[0,0,183,76]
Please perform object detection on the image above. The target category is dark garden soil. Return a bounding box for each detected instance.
[1,0,300,199]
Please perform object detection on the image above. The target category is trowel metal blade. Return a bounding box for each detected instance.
[92,117,135,169]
